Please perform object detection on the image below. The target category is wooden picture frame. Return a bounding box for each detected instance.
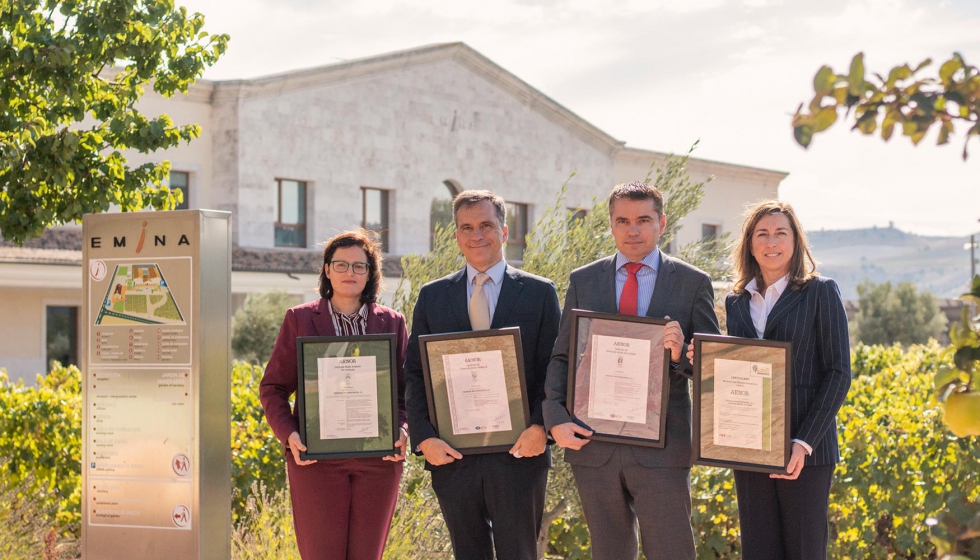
[692,333,793,473]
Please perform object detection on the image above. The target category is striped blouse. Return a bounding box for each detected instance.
[327,300,368,336]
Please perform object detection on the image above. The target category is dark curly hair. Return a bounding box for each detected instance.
[317,228,383,303]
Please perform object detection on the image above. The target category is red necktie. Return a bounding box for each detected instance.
[619,262,644,315]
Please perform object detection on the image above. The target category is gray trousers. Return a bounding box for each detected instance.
[571,445,695,560]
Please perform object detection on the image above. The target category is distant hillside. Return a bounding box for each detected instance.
[806,226,977,300]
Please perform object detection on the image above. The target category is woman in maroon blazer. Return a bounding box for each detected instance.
[260,229,408,560]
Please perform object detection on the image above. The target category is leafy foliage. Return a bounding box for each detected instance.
[390,223,462,330]
[0,0,229,244]
[230,362,286,519]
[792,52,980,159]
[231,482,299,560]
[0,364,81,536]
[231,291,298,364]
[851,280,948,346]
[930,276,980,558]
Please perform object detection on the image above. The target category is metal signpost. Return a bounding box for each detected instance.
[81,210,231,559]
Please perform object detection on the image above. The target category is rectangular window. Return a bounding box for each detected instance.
[568,208,588,227]
[170,171,190,210]
[662,239,675,254]
[275,179,307,247]
[46,306,78,369]
[506,202,529,261]
[362,187,390,252]
[701,223,720,240]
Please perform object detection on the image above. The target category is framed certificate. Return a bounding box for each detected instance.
[567,310,671,448]
[295,334,399,460]
[692,334,792,473]
[418,327,530,454]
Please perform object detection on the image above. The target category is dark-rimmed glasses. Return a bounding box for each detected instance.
[329,260,370,275]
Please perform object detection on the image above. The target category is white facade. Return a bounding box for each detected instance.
[0,43,786,382]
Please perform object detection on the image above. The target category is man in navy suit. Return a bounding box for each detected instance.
[543,181,720,560]
[404,190,561,560]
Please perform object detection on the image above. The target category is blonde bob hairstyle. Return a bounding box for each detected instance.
[732,200,818,294]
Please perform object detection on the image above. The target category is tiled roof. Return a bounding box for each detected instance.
[1,228,404,276]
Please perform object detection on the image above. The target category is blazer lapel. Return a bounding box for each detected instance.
[730,292,755,338]
[490,266,524,329]
[600,255,618,313]
[365,302,388,334]
[647,252,676,319]
[763,284,807,339]
[446,268,471,330]
[311,298,338,336]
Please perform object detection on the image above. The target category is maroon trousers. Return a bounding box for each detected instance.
[286,453,403,560]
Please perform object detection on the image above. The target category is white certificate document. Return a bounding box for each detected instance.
[443,350,513,435]
[317,356,379,440]
[587,335,651,424]
[713,359,771,450]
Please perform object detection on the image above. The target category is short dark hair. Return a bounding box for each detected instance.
[452,190,506,227]
[317,228,384,303]
[607,181,664,218]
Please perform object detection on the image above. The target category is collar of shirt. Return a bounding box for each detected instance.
[745,274,789,338]
[466,258,507,287]
[745,274,789,298]
[615,246,661,273]
[327,299,367,326]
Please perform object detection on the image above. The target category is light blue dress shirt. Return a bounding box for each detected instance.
[466,259,507,324]
[614,247,661,317]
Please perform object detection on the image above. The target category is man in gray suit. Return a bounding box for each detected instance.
[543,181,720,560]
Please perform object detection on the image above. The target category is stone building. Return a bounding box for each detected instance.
[0,43,787,382]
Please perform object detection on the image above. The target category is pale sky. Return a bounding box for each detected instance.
[180,0,980,237]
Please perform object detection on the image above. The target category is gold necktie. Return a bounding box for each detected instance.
[469,273,491,330]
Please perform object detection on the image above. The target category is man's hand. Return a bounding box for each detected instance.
[383,426,409,462]
[686,341,695,363]
[664,316,684,363]
[509,424,547,458]
[550,422,593,450]
[419,437,463,466]
[770,442,808,480]
[287,431,316,466]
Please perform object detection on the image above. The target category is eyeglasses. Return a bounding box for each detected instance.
[329,260,370,275]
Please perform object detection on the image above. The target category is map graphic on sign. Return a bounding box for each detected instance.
[95,264,186,325]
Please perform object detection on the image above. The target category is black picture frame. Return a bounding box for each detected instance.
[567,310,671,448]
[692,333,793,474]
[419,327,531,454]
[295,334,398,460]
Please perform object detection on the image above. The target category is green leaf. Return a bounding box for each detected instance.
[794,123,814,148]
[813,66,836,96]
[937,120,953,146]
[848,52,866,96]
[813,107,838,133]
[939,57,963,85]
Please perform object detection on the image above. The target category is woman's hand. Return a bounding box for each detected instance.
[287,431,317,466]
[384,426,408,462]
[770,442,807,480]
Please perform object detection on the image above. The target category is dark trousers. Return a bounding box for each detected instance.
[430,453,548,560]
[734,464,835,560]
[286,453,402,560]
[571,445,695,560]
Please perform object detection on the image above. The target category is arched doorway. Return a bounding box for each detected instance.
[431,180,460,249]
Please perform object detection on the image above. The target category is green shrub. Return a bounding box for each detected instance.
[0,365,81,536]
[231,291,298,364]
[231,361,287,519]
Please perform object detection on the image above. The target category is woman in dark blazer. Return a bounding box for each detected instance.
[698,200,851,560]
[260,229,408,560]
